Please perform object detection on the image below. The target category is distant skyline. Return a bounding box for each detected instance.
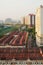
[0,0,43,20]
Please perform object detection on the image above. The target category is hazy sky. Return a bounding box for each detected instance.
[0,0,43,20]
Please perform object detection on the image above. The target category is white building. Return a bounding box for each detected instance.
[36,5,43,47]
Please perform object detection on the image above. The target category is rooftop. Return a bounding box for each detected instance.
[29,14,35,16]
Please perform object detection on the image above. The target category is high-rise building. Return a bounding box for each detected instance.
[36,5,43,47]
[25,15,29,25]
[25,14,35,26]
[21,17,25,25]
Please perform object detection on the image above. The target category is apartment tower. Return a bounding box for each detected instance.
[36,5,43,47]
[25,14,35,26]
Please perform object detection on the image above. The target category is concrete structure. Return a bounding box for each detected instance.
[36,5,43,47]
[25,15,29,25]
[0,60,29,65]
[0,60,42,65]
[21,17,25,25]
[25,14,35,26]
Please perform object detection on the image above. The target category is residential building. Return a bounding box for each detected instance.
[25,14,35,27]
[21,17,25,25]
[35,5,43,47]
